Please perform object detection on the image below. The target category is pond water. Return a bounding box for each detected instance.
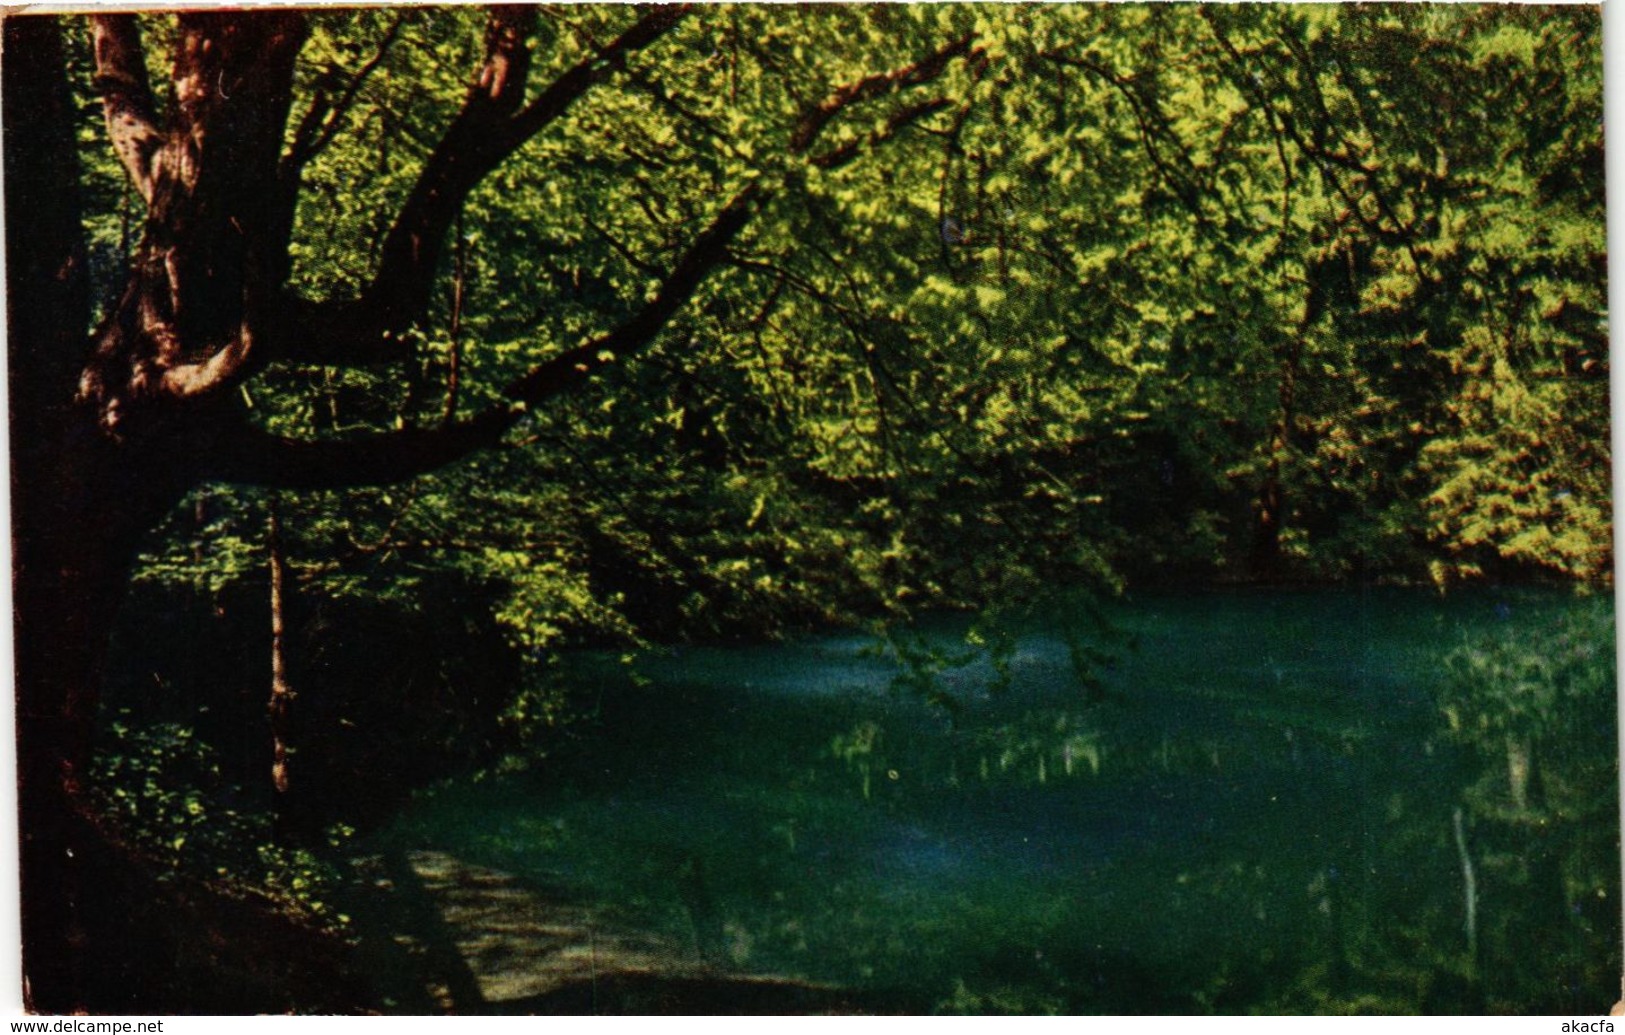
[366,587,1620,1014]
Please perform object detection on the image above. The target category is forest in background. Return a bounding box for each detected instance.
[2,4,1611,1013]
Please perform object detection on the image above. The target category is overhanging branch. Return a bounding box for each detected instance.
[235,21,980,491]
[811,96,954,170]
[217,185,759,488]
[205,410,512,489]
[790,31,976,156]
[345,5,690,344]
[502,185,761,407]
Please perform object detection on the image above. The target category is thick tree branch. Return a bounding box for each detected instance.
[350,5,689,345]
[233,25,977,489]
[811,96,954,170]
[205,410,512,489]
[506,5,690,144]
[502,185,760,408]
[218,185,758,489]
[489,32,977,405]
[89,15,163,204]
[286,8,972,374]
[789,31,976,155]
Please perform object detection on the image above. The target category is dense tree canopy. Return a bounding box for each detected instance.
[3,3,1607,1012]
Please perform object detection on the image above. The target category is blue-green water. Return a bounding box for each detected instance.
[370,588,1620,1013]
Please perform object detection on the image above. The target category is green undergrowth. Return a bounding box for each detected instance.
[88,716,357,933]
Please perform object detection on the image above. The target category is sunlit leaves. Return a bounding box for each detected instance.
[116,4,1609,672]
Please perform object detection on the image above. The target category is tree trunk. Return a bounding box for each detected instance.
[1251,260,1327,581]
[7,13,304,1010]
[1250,334,1299,581]
[269,503,293,797]
[7,16,141,1010]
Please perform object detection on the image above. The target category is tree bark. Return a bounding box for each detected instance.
[79,12,306,436]
[7,12,305,1010]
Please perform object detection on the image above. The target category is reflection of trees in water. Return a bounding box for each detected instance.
[824,598,1618,1012]
[1257,601,1616,1013]
[1428,601,1617,1012]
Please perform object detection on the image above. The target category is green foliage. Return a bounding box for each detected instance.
[89,715,353,931]
[103,5,1608,686]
